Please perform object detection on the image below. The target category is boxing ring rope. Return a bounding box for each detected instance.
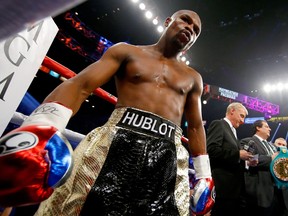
[41,56,189,144]
[42,56,117,105]
[11,112,85,149]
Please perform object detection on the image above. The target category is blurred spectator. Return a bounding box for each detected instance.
[274,137,287,149]
[240,120,280,216]
[207,102,252,216]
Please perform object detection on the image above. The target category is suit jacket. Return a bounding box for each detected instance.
[240,135,275,208]
[283,188,288,210]
[207,119,244,199]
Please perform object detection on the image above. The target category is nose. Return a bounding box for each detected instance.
[240,117,245,125]
[185,26,193,36]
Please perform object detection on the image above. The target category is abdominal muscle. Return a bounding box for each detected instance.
[115,81,186,126]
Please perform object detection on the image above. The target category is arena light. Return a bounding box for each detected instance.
[263,84,272,93]
[145,11,153,19]
[157,25,164,33]
[152,18,158,25]
[263,82,288,93]
[129,0,163,34]
[139,3,146,10]
[276,83,285,91]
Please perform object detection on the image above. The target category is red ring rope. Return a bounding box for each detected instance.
[41,56,189,143]
[42,56,117,105]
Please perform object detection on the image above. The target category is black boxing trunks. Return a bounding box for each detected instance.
[35,107,190,216]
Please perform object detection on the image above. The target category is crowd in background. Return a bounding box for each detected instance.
[204,102,288,216]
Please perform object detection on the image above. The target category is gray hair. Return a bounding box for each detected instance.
[226,102,248,115]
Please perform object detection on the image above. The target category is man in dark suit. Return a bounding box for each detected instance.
[240,120,279,216]
[207,102,254,216]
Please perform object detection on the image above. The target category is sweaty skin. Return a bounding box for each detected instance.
[44,10,206,155]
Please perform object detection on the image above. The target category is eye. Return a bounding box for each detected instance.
[193,26,200,35]
[182,17,189,23]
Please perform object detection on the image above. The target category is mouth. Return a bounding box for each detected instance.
[179,30,191,43]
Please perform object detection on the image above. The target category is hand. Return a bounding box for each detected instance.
[190,155,215,215]
[190,178,215,215]
[247,159,258,167]
[0,102,73,207]
[239,149,253,161]
[246,153,259,167]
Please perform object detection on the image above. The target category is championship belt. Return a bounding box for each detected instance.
[270,146,288,189]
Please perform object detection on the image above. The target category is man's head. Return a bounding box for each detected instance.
[225,102,248,128]
[252,120,271,139]
[163,10,201,52]
[274,137,287,148]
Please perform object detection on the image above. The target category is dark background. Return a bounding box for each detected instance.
[24,0,288,141]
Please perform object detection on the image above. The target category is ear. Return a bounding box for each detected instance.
[164,17,172,27]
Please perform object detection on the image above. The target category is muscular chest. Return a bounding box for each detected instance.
[123,55,193,94]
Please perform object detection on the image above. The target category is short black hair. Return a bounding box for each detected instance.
[252,120,266,134]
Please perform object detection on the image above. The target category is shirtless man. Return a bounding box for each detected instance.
[0,10,214,215]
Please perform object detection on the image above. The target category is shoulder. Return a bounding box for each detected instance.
[184,66,203,93]
[250,135,259,142]
[241,137,252,142]
[240,137,252,144]
[207,120,225,138]
[210,119,224,126]
[186,66,202,81]
[208,119,225,130]
[110,42,142,51]
[104,42,133,53]
[102,42,141,61]
[106,42,147,58]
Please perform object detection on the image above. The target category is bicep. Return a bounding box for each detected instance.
[73,43,127,93]
[184,74,203,127]
[43,43,127,113]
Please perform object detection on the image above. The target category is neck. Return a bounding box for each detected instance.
[154,39,183,59]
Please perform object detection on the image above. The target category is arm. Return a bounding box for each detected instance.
[0,43,129,206]
[250,139,273,169]
[184,72,206,155]
[43,42,129,115]
[239,138,258,168]
[256,155,273,170]
[185,73,214,215]
[241,138,273,171]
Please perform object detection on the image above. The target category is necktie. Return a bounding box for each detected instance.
[231,127,237,139]
[262,140,274,155]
